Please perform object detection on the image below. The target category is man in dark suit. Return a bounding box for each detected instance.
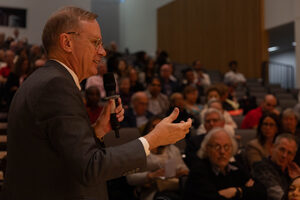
[2,6,192,200]
[121,91,153,129]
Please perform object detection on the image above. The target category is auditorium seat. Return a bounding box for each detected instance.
[235,129,256,148]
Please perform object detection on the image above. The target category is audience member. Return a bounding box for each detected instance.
[129,68,144,93]
[245,113,280,168]
[184,127,266,200]
[121,91,153,130]
[85,60,107,99]
[185,108,226,168]
[167,92,200,130]
[252,134,300,200]
[5,57,30,105]
[145,77,169,116]
[138,57,156,86]
[180,67,204,97]
[199,85,222,120]
[118,77,132,109]
[285,176,300,200]
[159,63,179,96]
[127,116,189,200]
[0,50,15,80]
[115,58,130,80]
[183,85,202,119]
[281,108,300,136]
[197,99,236,135]
[280,108,300,166]
[241,94,278,129]
[224,60,246,86]
[192,59,211,87]
[217,83,239,111]
[85,86,103,124]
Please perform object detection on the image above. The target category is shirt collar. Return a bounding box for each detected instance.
[51,59,81,90]
[212,163,238,176]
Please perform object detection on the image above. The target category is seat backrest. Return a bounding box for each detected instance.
[235,129,256,148]
[104,127,141,147]
[232,115,244,129]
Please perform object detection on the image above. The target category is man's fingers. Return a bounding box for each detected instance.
[164,107,179,123]
[101,99,113,118]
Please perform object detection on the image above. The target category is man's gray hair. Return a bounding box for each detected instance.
[207,99,222,108]
[197,127,238,159]
[282,108,299,121]
[204,108,224,122]
[274,133,298,151]
[131,91,147,106]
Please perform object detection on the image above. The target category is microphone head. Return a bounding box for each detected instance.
[103,72,117,97]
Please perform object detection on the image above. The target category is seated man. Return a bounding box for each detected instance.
[159,64,179,96]
[183,127,266,200]
[252,134,300,200]
[185,108,227,168]
[241,94,278,129]
[224,60,246,86]
[145,77,169,116]
[121,91,153,130]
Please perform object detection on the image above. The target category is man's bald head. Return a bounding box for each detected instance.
[262,94,277,113]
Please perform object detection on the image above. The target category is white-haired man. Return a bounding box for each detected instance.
[184,128,266,200]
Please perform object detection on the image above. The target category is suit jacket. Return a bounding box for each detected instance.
[2,60,147,200]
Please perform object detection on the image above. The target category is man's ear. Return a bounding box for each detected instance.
[59,33,72,53]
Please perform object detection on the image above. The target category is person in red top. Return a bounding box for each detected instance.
[85,86,103,124]
[241,94,278,129]
[0,50,15,79]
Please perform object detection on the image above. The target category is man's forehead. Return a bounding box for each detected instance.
[206,113,220,119]
[79,19,101,37]
[277,138,297,151]
[210,131,231,144]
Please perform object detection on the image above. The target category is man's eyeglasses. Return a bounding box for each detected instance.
[208,144,232,152]
[66,32,103,50]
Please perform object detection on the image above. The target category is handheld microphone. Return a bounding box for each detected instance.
[103,73,120,138]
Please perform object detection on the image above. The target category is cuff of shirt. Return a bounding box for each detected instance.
[139,137,150,156]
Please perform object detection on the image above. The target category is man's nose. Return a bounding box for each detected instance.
[97,45,106,56]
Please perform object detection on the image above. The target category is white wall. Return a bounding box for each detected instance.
[91,0,120,47]
[119,0,174,56]
[264,0,294,29]
[0,0,91,45]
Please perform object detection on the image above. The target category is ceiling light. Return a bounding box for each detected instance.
[268,46,279,52]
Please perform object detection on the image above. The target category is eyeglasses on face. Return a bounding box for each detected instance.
[205,118,220,124]
[66,32,103,50]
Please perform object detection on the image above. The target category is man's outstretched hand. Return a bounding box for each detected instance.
[144,107,192,150]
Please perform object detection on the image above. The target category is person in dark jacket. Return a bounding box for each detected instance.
[184,127,266,200]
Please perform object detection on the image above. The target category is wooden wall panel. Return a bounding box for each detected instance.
[157,0,268,78]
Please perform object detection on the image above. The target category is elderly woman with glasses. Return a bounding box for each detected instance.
[245,113,280,168]
[183,127,266,200]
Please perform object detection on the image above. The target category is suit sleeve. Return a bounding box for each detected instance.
[34,76,147,186]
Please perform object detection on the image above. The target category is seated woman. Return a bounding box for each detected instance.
[183,127,266,200]
[183,85,203,119]
[199,85,222,121]
[285,176,300,200]
[127,116,189,200]
[245,113,280,168]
